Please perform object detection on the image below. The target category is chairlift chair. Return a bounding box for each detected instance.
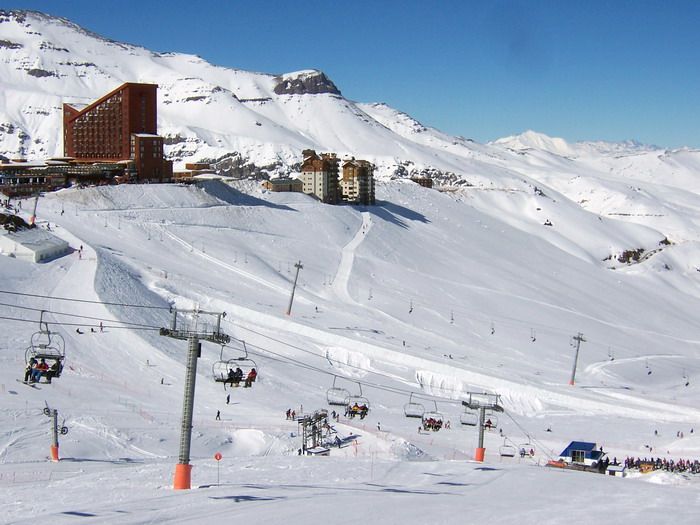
[499,441,517,458]
[212,359,236,383]
[327,375,351,406]
[25,318,65,381]
[344,383,370,419]
[460,408,478,426]
[421,401,445,431]
[483,413,499,430]
[403,392,425,418]
[212,341,258,387]
[518,441,535,457]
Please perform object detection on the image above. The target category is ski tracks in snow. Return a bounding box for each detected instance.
[158,224,292,297]
[333,211,372,303]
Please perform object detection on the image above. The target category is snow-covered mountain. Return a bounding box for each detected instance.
[3,10,700,522]
[1,9,699,190]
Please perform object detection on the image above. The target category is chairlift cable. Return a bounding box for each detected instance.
[0,314,161,331]
[235,326,476,400]
[0,289,172,310]
[502,410,556,461]
[0,301,165,329]
[240,341,472,405]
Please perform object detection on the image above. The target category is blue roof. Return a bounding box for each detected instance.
[560,441,598,457]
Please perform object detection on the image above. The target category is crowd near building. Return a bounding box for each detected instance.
[1,82,172,197]
[623,456,700,475]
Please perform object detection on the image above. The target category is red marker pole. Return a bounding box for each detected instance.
[214,452,222,486]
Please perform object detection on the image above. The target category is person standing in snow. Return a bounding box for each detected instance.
[216,410,221,421]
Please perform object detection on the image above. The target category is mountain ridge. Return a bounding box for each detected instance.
[2,8,697,187]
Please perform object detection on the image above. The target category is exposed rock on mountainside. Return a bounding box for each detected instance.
[273,70,341,96]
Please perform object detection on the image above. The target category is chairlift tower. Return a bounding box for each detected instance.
[462,392,503,462]
[569,332,586,386]
[42,402,68,462]
[160,308,229,490]
[286,260,303,316]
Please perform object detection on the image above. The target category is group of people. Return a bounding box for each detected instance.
[225,367,257,387]
[345,402,368,419]
[24,357,60,384]
[422,417,444,431]
[423,417,451,432]
[285,408,297,420]
[623,456,700,474]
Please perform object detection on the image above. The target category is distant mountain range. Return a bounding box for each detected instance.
[0,9,698,192]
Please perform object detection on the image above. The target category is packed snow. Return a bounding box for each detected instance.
[1,9,700,525]
[1,178,700,524]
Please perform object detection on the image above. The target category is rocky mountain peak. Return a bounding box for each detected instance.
[273,69,341,96]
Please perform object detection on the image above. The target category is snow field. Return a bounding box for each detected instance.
[1,179,700,523]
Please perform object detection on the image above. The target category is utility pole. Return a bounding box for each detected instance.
[160,308,229,490]
[569,332,586,386]
[286,260,303,316]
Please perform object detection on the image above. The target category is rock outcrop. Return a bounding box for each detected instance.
[273,70,341,96]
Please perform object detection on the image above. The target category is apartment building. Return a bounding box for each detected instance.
[340,159,375,205]
[300,149,340,204]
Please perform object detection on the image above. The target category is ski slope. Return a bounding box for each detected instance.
[1,179,700,523]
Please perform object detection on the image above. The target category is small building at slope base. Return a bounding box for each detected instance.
[558,441,605,467]
[0,227,71,263]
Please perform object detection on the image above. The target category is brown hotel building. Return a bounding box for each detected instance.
[63,82,172,182]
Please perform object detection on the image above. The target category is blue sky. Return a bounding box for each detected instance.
[8,0,700,148]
